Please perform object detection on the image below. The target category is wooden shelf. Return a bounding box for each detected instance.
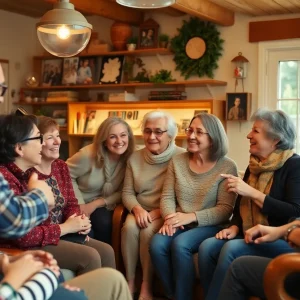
[33,48,173,60]
[14,101,71,105]
[21,80,227,91]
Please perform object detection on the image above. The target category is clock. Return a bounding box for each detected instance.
[185,37,206,60]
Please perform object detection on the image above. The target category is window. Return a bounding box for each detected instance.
[258,41,300,154]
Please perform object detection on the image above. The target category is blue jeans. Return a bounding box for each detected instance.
[198,237,294,300]
[50,286,87,300]
[149,226,221,300]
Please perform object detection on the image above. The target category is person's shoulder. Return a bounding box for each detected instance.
[53,159,67,168]
[127,148,144,162]
[174,146,186,155]
[284,153,300,169]
[218,156,238,172]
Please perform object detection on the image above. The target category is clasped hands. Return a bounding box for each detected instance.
[60,213,91,239]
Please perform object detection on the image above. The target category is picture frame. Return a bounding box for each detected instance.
[194,109,211,116]
[138,18,159,49]
[99,55,124,84]
[226,92,252,121]
[77,56,98,85]
[180,118,191,134]
[41,59,63,87]
[62,57,79,85]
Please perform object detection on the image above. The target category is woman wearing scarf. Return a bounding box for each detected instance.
[121,111,185,300]
[198,108,300,300]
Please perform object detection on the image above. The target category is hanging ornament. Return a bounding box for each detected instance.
[231,52,249,92]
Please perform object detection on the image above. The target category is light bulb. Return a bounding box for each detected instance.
[57,25,71,40]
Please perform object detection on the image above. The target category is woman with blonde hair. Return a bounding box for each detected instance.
[67,117,135,244]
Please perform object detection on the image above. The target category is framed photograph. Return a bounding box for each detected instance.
[77,57,98,85]
[226,92,252,121]
[180,118,190,134]
[41,59,63,87]
[138,18,159,49]
[99,55,124,84]
[84,110,97,134]
[62,57,79,85]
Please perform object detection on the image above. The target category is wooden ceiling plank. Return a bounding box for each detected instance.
[286,0,300,10]
[46,0,144,25]
[155,7,186,17]
[273,0,300,13]
[240,0,285,15]
[172,0,235,26]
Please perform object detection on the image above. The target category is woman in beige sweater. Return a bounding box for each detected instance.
[149,113,238,300]
[66,117,135,244]
[121,111,185,300]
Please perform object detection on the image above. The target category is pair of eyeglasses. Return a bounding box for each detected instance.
[20,134,44,144]
[0,83,7,97]
[185,127,209,137]
[143,128,168,137]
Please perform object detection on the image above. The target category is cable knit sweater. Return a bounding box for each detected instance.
[161,152,238,226]
[122,144,185,212]
[0,160,80,249]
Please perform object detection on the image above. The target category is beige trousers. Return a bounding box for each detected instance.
[121,213,163,281]
[66,268,132,300]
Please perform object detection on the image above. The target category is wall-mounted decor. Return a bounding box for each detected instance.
[171,17,224,79]
[62,57,79,85]
[231,52,249,92]
[77,56,98,85]
[0,59,9,114]
[99,55,124,84]
[226,92,252,121]
[41,59,63,87]
[194,109,210,116]
[138,18,159,49]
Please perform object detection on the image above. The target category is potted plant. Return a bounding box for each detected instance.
[126,36,138,51]
[159,34,170,48]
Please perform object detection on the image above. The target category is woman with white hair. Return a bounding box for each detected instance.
[121,111,185,300]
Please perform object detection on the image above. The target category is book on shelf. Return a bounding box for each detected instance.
[47,91,79,102]
[149,91,186,96]
[148,95,187,100]
[108,92,139,102]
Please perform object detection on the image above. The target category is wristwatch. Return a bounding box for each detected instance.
[285,224,300,242]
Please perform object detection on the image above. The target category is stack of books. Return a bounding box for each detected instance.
[148,91,187,101]
[47,91,79,102]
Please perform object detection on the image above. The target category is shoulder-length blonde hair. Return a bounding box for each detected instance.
[92,117,135,167]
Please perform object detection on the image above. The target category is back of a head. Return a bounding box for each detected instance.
[0,114,36,164]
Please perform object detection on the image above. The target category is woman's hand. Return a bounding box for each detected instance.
[165,212,195,228]
[158,224,177,236]
[78,214,92,235]
[149,208,161,221]
[132,205,151,228]
[215,225,239,240]
[2,254,44,289]
[60,213,91,235]
[63,284,81,292]
[80,198,105,217]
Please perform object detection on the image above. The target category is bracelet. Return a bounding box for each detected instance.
[285,224,300,242]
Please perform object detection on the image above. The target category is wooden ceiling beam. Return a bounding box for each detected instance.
[156,7,186,17]
[171,0,234,26]
[46,0,144,25]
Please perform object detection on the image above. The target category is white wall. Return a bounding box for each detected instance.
[3,9,300,169]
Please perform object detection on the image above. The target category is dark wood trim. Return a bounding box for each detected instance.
[249,18,300,42]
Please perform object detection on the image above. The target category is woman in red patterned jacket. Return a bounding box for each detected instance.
[0,114,115,276]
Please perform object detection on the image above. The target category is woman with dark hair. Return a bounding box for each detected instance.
[66,117,135,244]
[149,113,238,300]
[198,108,300,300]
[0,115,115,277]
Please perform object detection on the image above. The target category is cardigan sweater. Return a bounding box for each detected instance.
[122,146,185,212]
[161,152,238,227]
[231,153,300,234]
[66,144,124,208]
[0,160,80,249]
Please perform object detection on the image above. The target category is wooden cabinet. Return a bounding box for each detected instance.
[67,99,225,157]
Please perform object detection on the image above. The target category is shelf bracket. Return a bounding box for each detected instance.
[206,84,214,98]
[156,54,164,67]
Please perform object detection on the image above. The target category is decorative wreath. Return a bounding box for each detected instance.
[171,17,224,79]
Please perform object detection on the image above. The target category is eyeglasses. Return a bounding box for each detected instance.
[20,134,44,144]
[0,83,7,97]
[185,127,209,137]
[143,128,168,137]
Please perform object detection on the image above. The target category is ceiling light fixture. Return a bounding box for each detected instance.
[36,0,92,57]
[116,0,175,9]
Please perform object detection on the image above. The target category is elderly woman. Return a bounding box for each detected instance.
[121,111,185,300]
[149,113,238,300]
[66,117,135,244]
[198,109,300,300]
[0,115,115,276]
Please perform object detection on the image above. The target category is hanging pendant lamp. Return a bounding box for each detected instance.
[36,0,92,57]
[116,0,175,9]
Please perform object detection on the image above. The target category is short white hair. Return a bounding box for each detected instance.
[141,110,178,141]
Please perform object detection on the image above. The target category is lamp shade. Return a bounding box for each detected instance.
[116,0,175,9]
[36,0,92,57]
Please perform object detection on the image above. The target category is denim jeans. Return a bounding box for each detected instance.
[149,225,221,300]
[198,237,294,300]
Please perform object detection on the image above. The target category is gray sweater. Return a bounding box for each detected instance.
[161,152,238,226]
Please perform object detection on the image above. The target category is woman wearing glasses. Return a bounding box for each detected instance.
[121,111,185,300]
[149,113,238,300]
[66,117,135,244]
[0,114,116,275]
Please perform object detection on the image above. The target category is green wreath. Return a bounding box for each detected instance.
[171,17,224,79]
